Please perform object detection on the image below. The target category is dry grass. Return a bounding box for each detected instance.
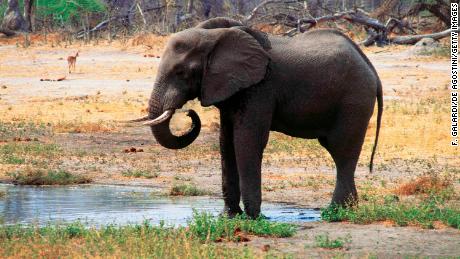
[54,121,115,133]
[395,173,453,196]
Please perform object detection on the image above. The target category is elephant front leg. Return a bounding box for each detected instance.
[233,122,270,219]
[220,113,243,217]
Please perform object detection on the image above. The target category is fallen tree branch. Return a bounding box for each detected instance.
[390,28,454,45]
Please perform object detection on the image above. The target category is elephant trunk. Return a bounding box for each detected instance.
[147,82,201,150]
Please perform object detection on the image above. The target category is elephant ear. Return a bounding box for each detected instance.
[201,28,270,107]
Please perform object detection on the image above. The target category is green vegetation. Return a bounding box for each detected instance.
[0,142,60,157]
[314,233,351,249]
[0,0,106,24]
[122,169,158,179]
[170,184,209,196]
[1,154,25,164]
[0,122,52,141]
[189,211,297,242]
[321,194,460,229]
[0,212,295,258]
[174,175,192,181]
[8,169,91,185]
[0,190,6,198]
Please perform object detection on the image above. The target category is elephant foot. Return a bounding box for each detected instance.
[331,192,358,207]
[221,206,243,218]
[243,206,261,219]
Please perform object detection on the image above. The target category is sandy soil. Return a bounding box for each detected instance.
[0,35,459,257]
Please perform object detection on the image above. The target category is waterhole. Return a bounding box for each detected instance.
[0,184,320,226]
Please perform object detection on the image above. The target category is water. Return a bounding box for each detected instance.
[0,184,320,226]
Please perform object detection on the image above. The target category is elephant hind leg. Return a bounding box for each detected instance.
[322,107,373,206]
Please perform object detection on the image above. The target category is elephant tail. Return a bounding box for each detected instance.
[369,78,383,173]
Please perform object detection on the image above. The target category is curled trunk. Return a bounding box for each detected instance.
[148,83,201,149]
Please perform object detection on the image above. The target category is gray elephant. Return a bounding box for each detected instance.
[130,17,383,218]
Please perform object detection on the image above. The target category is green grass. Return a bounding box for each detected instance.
[0,142,61,157]
[121,169,158,179]
[188,211,297,242]
[8,169,91,185]
[170,184,209,196]
[315,233,350,249]
[1,155,26,164]
[0,122,53,141]
[321,194,460,229]
[0,213,295,258]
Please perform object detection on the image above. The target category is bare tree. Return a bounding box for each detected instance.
[23,0,34,32]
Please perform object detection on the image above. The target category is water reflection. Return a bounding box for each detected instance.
[0,184,320,226]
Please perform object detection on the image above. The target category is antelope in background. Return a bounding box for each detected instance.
[67,51,79,74]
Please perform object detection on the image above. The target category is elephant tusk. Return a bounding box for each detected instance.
[143,110,174,126]
[117,115,150,123]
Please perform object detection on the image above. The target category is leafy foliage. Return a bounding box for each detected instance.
[36,0,106,24]
[0,0,107,25]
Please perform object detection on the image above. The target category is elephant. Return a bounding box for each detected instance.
[129,17,383,219]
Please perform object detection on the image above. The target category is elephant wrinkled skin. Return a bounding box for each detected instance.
[137,17,383,218]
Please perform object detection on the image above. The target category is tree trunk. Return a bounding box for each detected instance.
[1,0,26,31]
[23,0,34,32]
[187,0,194,13]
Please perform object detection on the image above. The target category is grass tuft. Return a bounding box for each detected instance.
[170,184,209,196]
[321,194,460,229]
[315,233,350,249]
[8,168,91,185]
[188,211,297,242]
[1,155,26,164]
[0,221,255,258]
[121,169,158,179]
[0,212,296,257]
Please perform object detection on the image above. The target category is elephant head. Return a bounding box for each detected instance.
[130,18,271,149]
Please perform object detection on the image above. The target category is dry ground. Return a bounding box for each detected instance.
[0,33,459,257]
